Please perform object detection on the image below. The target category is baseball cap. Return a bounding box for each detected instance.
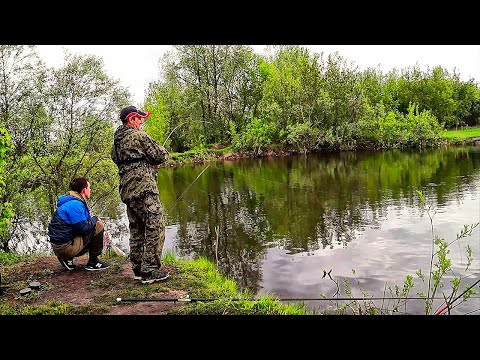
[120,106,150,121]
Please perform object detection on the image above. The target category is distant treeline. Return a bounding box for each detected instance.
[0,45,479,253]
[144,45,480,155]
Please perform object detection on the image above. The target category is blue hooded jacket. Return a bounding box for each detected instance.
[47,192,98,245]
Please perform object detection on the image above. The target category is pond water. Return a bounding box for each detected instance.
[156,146,480,314]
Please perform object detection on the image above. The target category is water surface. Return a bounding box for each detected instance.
[158,146,480,314]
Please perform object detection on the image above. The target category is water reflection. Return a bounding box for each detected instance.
[159,146,480,314]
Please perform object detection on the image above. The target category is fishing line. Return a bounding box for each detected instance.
[162,120,215,147]
[461,307,480,315]
[167,164,211,213]
[170,171,211,197]
[164,161,297,214]
[210,162,308,190]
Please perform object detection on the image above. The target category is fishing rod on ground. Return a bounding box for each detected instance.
[462,307,480,315]
[434,277,480,315]
[116,295,480,303]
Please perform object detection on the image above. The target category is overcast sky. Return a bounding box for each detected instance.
[35,45,480,106]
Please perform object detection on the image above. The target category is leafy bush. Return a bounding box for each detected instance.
[232,117,276,156]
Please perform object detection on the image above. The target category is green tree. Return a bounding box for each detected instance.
[31,52,128,217]
[0,46,130,251]
[146,45,263,152]
[0,45,47,251]
[0,127,14,250]
[396,65,480,129]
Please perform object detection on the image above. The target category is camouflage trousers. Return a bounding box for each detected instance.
[126,193,165,275]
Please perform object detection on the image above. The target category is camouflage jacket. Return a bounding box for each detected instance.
[111,125,169,203]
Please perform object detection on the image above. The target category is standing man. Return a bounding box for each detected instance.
[111,105,170,284]
[48,177,110,271]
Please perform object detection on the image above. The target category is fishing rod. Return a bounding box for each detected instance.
[101,165,211,255]
[434,277,480,315]
[462,307,480,315]
[100,121,214,252]
[116,295,480,303]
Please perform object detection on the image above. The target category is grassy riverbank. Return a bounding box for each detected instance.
[0,250,310,315]
[163,126,480,167]
[442,126,480,144]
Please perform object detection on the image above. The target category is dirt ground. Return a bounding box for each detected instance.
[1,255,188,315]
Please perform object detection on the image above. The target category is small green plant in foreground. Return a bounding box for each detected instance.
[415,190,478,315]
[320,190,479,315]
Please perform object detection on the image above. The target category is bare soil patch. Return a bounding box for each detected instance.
[1,256,187,315]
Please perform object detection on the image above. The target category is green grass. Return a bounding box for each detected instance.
[442,127,480,140]
[0,251,35,266]
[0,250,311,315]
[162,255,311,315]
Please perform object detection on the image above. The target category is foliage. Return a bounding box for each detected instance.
[168,296,309,315]
[0,250,32,266]
[146,45,264,152]
[0,45,43,250]
[259,46,324,129]
[143,88,170,145]
[141,45,480,155]
[30,52,127,214]
[163,255,309,315]
[0,301,72,315]
[0,128,14,246]
[281,121,320,154]
[166,256,239,299]
[358,103,443,149]
[319,268,415,315]
[231,117,276,156]
[396,65,480,129]
[0,45,129,251]
[155,46,477,153]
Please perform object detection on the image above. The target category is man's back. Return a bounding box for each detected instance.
[111,124,168,203]
[48,191,97,245]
